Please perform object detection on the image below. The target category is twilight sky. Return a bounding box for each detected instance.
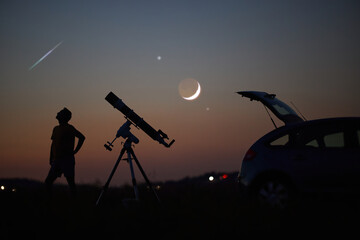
[1,0,359,186]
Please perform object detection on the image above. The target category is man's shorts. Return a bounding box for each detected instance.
[49,156,75,178]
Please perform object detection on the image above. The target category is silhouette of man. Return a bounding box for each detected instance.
[45,107,85,199]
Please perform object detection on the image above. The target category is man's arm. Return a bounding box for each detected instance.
[74,130,85,155]
[50,127,56,165]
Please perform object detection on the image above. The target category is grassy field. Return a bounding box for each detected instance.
[1,176,359,239]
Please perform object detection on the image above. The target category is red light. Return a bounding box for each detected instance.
[243,149,256,161]
[222,174,228,179]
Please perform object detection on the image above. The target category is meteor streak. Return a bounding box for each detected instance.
[29,41,63,70]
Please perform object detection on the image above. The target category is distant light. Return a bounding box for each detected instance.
[222,174,228,179]
[209,176,214,181]
[12,188,16,192]
[206,107,210,111]
[157,56,162,60]
[0,185,5,190]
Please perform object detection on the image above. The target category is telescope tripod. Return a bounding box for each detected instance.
[96,139,160,206]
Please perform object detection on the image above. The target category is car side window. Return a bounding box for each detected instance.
[294,127,322,148]
[323,132,345,148]
[305,139,319,148]
[269,134,289,146]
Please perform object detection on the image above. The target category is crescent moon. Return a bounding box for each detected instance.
[183,82,201,100]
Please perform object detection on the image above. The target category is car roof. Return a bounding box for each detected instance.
[258,117,360,141]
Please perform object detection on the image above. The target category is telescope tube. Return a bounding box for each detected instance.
[105,92,175,148]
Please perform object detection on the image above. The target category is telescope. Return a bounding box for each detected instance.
[96,92,175,206]
[105,92,175,148]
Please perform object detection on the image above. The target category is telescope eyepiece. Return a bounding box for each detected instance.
[158,130,169,139]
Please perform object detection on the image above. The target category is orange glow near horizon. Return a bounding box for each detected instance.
[1,1,359,186]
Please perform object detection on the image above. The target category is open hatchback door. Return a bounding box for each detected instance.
[237,91,304,125]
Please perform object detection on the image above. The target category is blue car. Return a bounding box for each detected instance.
[237,91,360,208]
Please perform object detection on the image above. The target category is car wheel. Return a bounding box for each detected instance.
[252,178,292,209]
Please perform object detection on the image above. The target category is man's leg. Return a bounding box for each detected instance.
[45,170,58,201]
[65,175,77,199]
[64,157,77,199]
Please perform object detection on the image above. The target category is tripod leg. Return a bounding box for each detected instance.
[96,147,126,206]
[129,149,161,203]
[127,150,140,201]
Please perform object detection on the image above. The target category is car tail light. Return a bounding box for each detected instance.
[243,148,256,161]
